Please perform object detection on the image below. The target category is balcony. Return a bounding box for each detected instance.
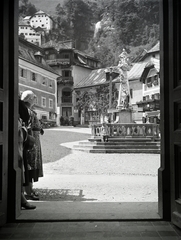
[62,96,72,103]
[57,76,73,85]
[46,58,71,66]
[136,99,160,111]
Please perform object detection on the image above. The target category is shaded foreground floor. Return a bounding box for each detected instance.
[1,221,181,239]
[18,202,159,221]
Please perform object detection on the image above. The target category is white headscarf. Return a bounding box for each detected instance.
[21,90,36,105]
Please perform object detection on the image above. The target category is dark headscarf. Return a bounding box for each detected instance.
[19,99,30,125]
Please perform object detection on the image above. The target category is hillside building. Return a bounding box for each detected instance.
[19,18,42,46]
[29,10,56,32]
[18,10,58,46]
[19,37,61,124]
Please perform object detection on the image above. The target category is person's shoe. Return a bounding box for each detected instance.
[21,202,36,210]
[25,193,39,201]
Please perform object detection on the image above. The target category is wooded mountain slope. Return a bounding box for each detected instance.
[21,0,159,67]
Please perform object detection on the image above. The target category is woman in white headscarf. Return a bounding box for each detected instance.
[21,90,44,200]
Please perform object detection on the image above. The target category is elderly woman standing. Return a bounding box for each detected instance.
[21,90,44,200]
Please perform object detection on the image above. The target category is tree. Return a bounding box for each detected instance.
[55,0,94,50]
[19,0,37,17]
[75,83,117,118]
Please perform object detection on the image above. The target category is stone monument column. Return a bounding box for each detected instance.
[117,49,131,110]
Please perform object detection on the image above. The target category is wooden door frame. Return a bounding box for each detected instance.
[3,0,21,222]
[158,0,171,220]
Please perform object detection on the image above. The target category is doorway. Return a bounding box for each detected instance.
[2,0,178,225]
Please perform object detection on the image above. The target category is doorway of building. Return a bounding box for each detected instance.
[16,0,162,221]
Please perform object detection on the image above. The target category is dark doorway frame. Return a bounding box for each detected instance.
[2,0,174,223]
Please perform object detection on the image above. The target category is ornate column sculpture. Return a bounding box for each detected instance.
[117,49,132,110]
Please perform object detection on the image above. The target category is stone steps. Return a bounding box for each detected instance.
[72,138,160,154]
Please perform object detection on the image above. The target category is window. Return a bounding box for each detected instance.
[42,97,46,107]
[49,81,52,88]
[42,77,47,85]
[19,68,27,78]
[49,99,53,108]
[153,75,159,86]
[34,96,38,105]
[147,78,152,88]
[62,89,72,103]
[31,72,36,81]
[62,70,71,77]
[62,53,69,59]
[41,115,47,120]
[130,89,133,98]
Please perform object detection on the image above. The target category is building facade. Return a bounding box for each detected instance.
[19,38,60,124]
[19,19,42,46]
[128,42,160,123]
[29,10,54,32]
[42,41,99,125]
[18,10,58,46]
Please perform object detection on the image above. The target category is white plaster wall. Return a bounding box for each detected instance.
[30,14,52,31]
[19,58,58,121]
[19,26,41,45]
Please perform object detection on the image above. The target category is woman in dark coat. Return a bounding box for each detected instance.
[21,90,44,200]
[18,99,36,209]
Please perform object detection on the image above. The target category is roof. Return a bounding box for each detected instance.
[128,55,160,81]
[140,58,160,82]
[147,41,160,53]
[74,69,106,89]
[128,61,149,81]
[74,68,119,89]
[41,40,74,50]
[19,45,60,76]
[29,10,53,21]
[140,41,160,61]
[24,16,31,20]
[42,40,98,61]
[19,19,30,26]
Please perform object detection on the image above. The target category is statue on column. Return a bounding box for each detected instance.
[117,49,131,110]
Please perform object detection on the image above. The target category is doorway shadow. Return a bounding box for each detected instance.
[18,201,160,221]
[33,188,97,202]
